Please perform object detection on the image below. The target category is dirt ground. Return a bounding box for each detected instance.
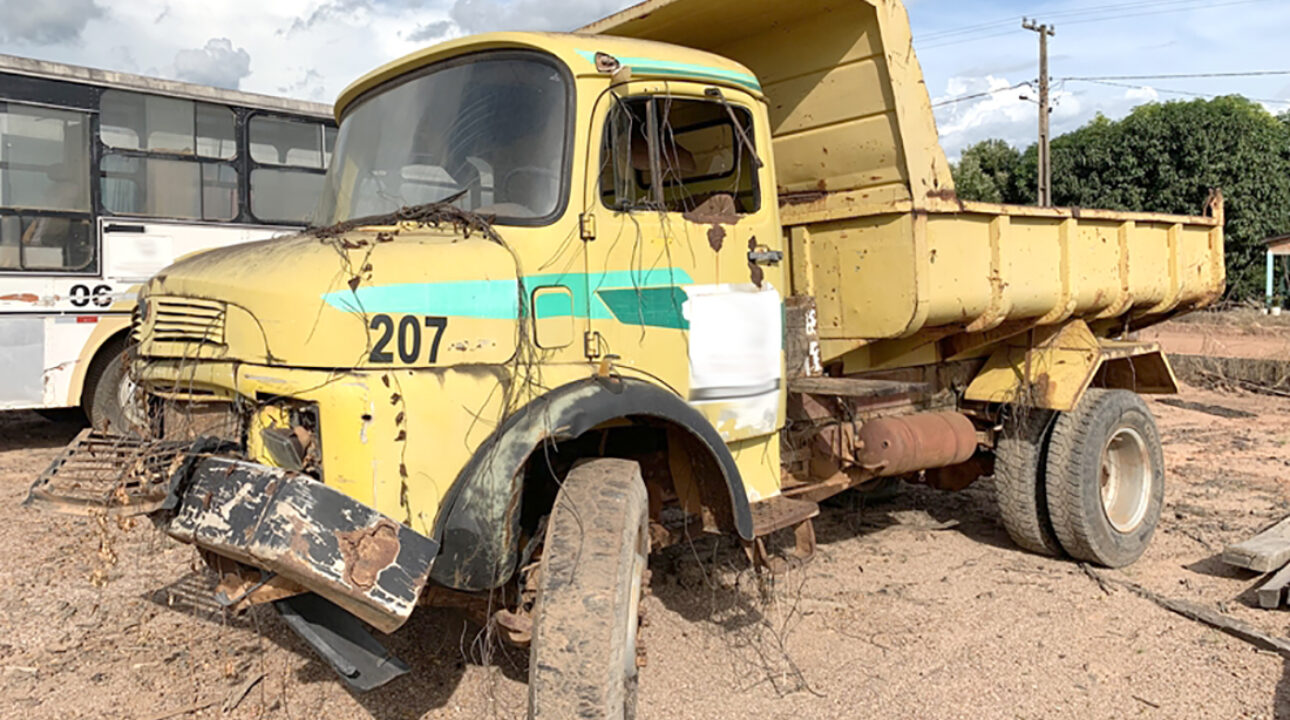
[2,326,1290,719]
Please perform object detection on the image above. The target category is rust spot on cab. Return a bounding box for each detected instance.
[0,293,38,303]
[747,237,764,288]
[707,225,725,252]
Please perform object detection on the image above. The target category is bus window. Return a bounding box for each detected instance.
[250,116,324,168]
[323,126,337,167]
[101,156,237,221]
[201,164,238,220]
[249,115,329,223]
[0,215,94,271]
[0,102,94,272]
[101,91,235,159]
[102,91,194,154]
[0,103,91,212]
[250,168,324,223]
[196,104,236,159]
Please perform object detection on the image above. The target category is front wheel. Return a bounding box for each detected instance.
[528,458,649,720]
[1045,389,1165,568]
[83,341,149,437]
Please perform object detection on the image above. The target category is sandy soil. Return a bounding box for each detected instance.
[1,363,1289,718]
[1142,310,1290,360]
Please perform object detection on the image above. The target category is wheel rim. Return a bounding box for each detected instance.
[117,372,148,432]
[1099,426,1152,533]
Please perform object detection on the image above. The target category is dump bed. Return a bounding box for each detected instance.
[582,0,1225,366]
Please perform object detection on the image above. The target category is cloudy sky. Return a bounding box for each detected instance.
[2,0,1287,158]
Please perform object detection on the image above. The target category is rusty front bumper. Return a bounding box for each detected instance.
[167,456,437,633]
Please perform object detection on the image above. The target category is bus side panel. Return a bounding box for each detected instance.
[0,316,44,407]
[46,315,113,408]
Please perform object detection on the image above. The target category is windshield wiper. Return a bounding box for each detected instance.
[311,190,501,244]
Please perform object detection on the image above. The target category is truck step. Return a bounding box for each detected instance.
[25,429,197,516]
[788,376,929,400]
[750,494,819,537]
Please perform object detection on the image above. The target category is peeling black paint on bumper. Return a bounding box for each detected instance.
[167,456,437,633]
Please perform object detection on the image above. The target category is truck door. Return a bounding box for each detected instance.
[582,86,785,442]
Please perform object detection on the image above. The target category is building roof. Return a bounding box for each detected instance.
[1264,234,1290,255]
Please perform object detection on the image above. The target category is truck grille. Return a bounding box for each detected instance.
[149,296,227,345]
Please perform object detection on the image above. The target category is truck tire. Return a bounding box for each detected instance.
[1044,389,1164,568]
[84,339,149,437]
[994,407,1063,556]
[528,458,649,720]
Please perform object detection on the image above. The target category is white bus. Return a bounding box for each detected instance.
[0,53,335,434]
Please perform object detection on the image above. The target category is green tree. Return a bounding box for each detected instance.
[951,139,1029,204]
[1047,96,1290,299]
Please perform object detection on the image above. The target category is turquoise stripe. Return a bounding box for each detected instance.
[575,50,761,92]
[596,286,689,330]
[320,268,695,325]
[321,279,520,318]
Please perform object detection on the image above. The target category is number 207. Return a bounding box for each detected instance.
[369,314,447,364]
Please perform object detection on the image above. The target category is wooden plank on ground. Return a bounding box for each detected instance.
[1086,567,1290,658]
[1222,517,1290,572]
[1257,563,1290,609]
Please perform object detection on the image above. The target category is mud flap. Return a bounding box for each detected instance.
[167,456,438,633]
[275,593,411,692]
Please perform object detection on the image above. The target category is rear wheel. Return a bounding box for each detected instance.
[83,340,148,437]
[993,407,1063,556]
[528,458,648,720]
[1045,389,1164,568]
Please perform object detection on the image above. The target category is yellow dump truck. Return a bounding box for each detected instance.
[28,0,1224,713]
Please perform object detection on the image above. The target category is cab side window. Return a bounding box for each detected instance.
[599,96,760,214]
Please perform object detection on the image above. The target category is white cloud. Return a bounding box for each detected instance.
[934,75,1083,160]
[173,38,251,90]
[0,0,1284,153]
[1124,85,1160,103]
[912,0,1290,156]
[449,0,629,33]
[0,0,103,44]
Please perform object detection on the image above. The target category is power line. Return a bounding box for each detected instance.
[916,0,1271,51]
[931,81,1032,108]
[917,0,1225,41]
[1069,78,1290,105]
[1064,71,1290,81]
[1058,0,1270,27]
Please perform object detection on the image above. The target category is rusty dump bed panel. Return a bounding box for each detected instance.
[585,0,1226,362]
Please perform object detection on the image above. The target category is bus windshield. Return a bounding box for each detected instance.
[315,52,570,226]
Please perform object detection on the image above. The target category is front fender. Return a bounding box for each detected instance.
[430,376,752,590]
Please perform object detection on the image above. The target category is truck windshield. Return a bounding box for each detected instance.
[315,52,570,226]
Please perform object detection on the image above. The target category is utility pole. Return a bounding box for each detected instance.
[1023,18,1055,206]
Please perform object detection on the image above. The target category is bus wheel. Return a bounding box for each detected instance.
[528,458,648,720]
[84,340,149,437]
[1045,390,1164,568]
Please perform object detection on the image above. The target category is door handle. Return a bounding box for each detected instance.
[104,223,146,233]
